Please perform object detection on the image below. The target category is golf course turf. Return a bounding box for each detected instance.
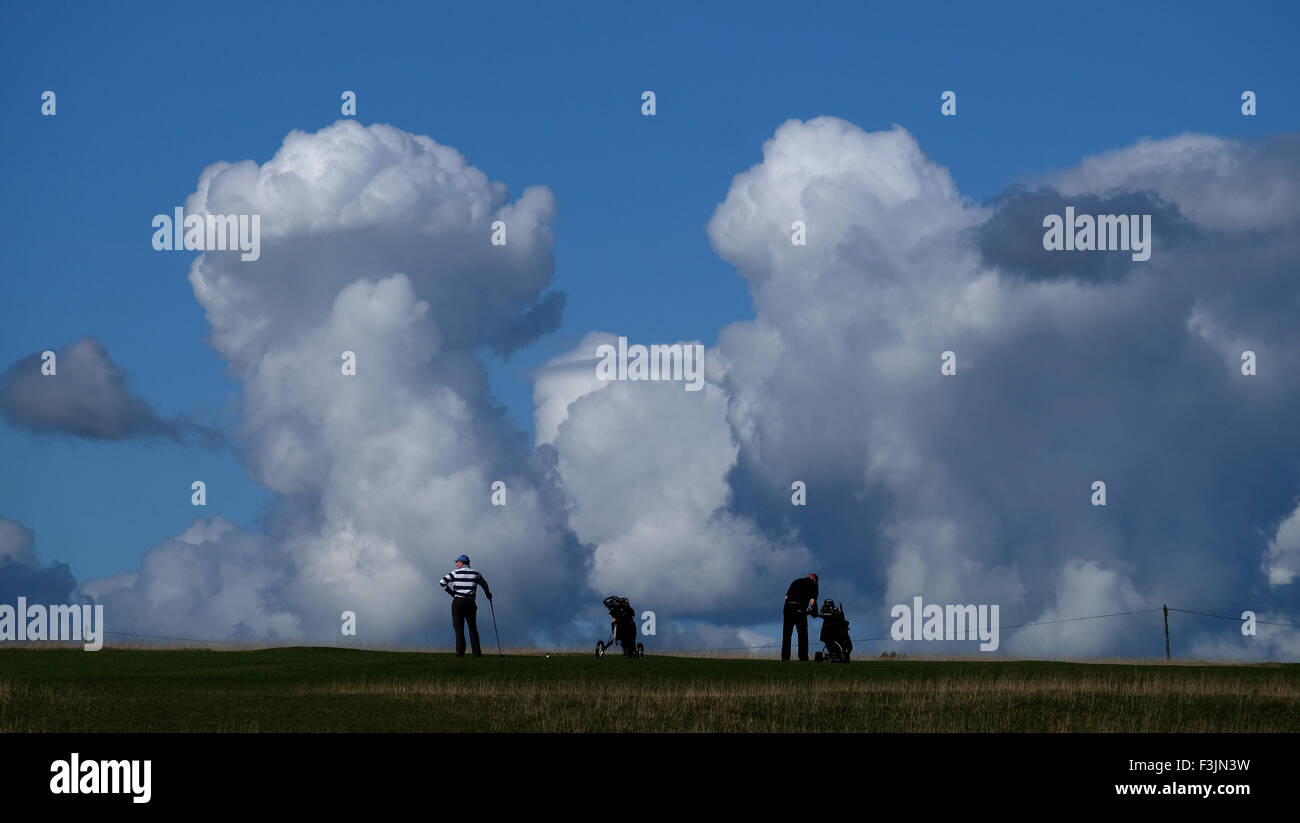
[2,647,1296,733]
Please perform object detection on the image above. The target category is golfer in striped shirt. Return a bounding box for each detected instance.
[440,554,493,657]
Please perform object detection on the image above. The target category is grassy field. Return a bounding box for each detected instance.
[1,646,1297,732]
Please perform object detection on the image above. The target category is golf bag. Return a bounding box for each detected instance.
[815,599,852,663]
[597,595,644,658]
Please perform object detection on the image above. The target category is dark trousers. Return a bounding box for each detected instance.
[782,602,809,661]
[452,597,481,657]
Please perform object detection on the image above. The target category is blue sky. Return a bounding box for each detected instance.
[1,2,1297,652]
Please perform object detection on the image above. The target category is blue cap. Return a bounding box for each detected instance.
[456,554,470,563]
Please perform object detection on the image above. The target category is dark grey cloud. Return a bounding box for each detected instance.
[0,338,222,446]
[488,290,566,358]
[976,187,1200,283]
[0,516,81,605]
[0,558,81,606]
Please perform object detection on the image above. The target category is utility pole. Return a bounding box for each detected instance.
[1163,604,1170,661]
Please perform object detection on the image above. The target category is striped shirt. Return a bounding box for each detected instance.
[440,565,491,600]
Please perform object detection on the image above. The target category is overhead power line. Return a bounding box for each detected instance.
[93,604,1296,653]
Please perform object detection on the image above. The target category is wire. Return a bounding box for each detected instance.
[857,603,1164,642]
[1167,607,1300,629]
[94,605,1297,652]
[671,606,1299,654]
[672,608,1166,652]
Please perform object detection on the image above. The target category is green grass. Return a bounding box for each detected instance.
[1,647,1297,732]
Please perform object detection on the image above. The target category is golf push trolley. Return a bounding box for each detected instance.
[596,595,645,659]
[813,598,852,662]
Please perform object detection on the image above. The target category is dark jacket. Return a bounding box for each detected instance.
[785,577,819,615]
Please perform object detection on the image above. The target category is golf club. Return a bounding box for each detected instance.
[488,597,503,657]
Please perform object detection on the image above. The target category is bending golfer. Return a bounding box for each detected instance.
[781,573,819,661]
[439,554,493,657]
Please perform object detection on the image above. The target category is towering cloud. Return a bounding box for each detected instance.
[85,121,585,644]
[697,118,1299,655]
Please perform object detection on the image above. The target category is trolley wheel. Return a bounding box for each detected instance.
[595,640,605,659]
[636,643,645,659]
[814,651,824,662]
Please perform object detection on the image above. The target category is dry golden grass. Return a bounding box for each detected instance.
[3,647,1295,732]
[298,670,1300,733]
